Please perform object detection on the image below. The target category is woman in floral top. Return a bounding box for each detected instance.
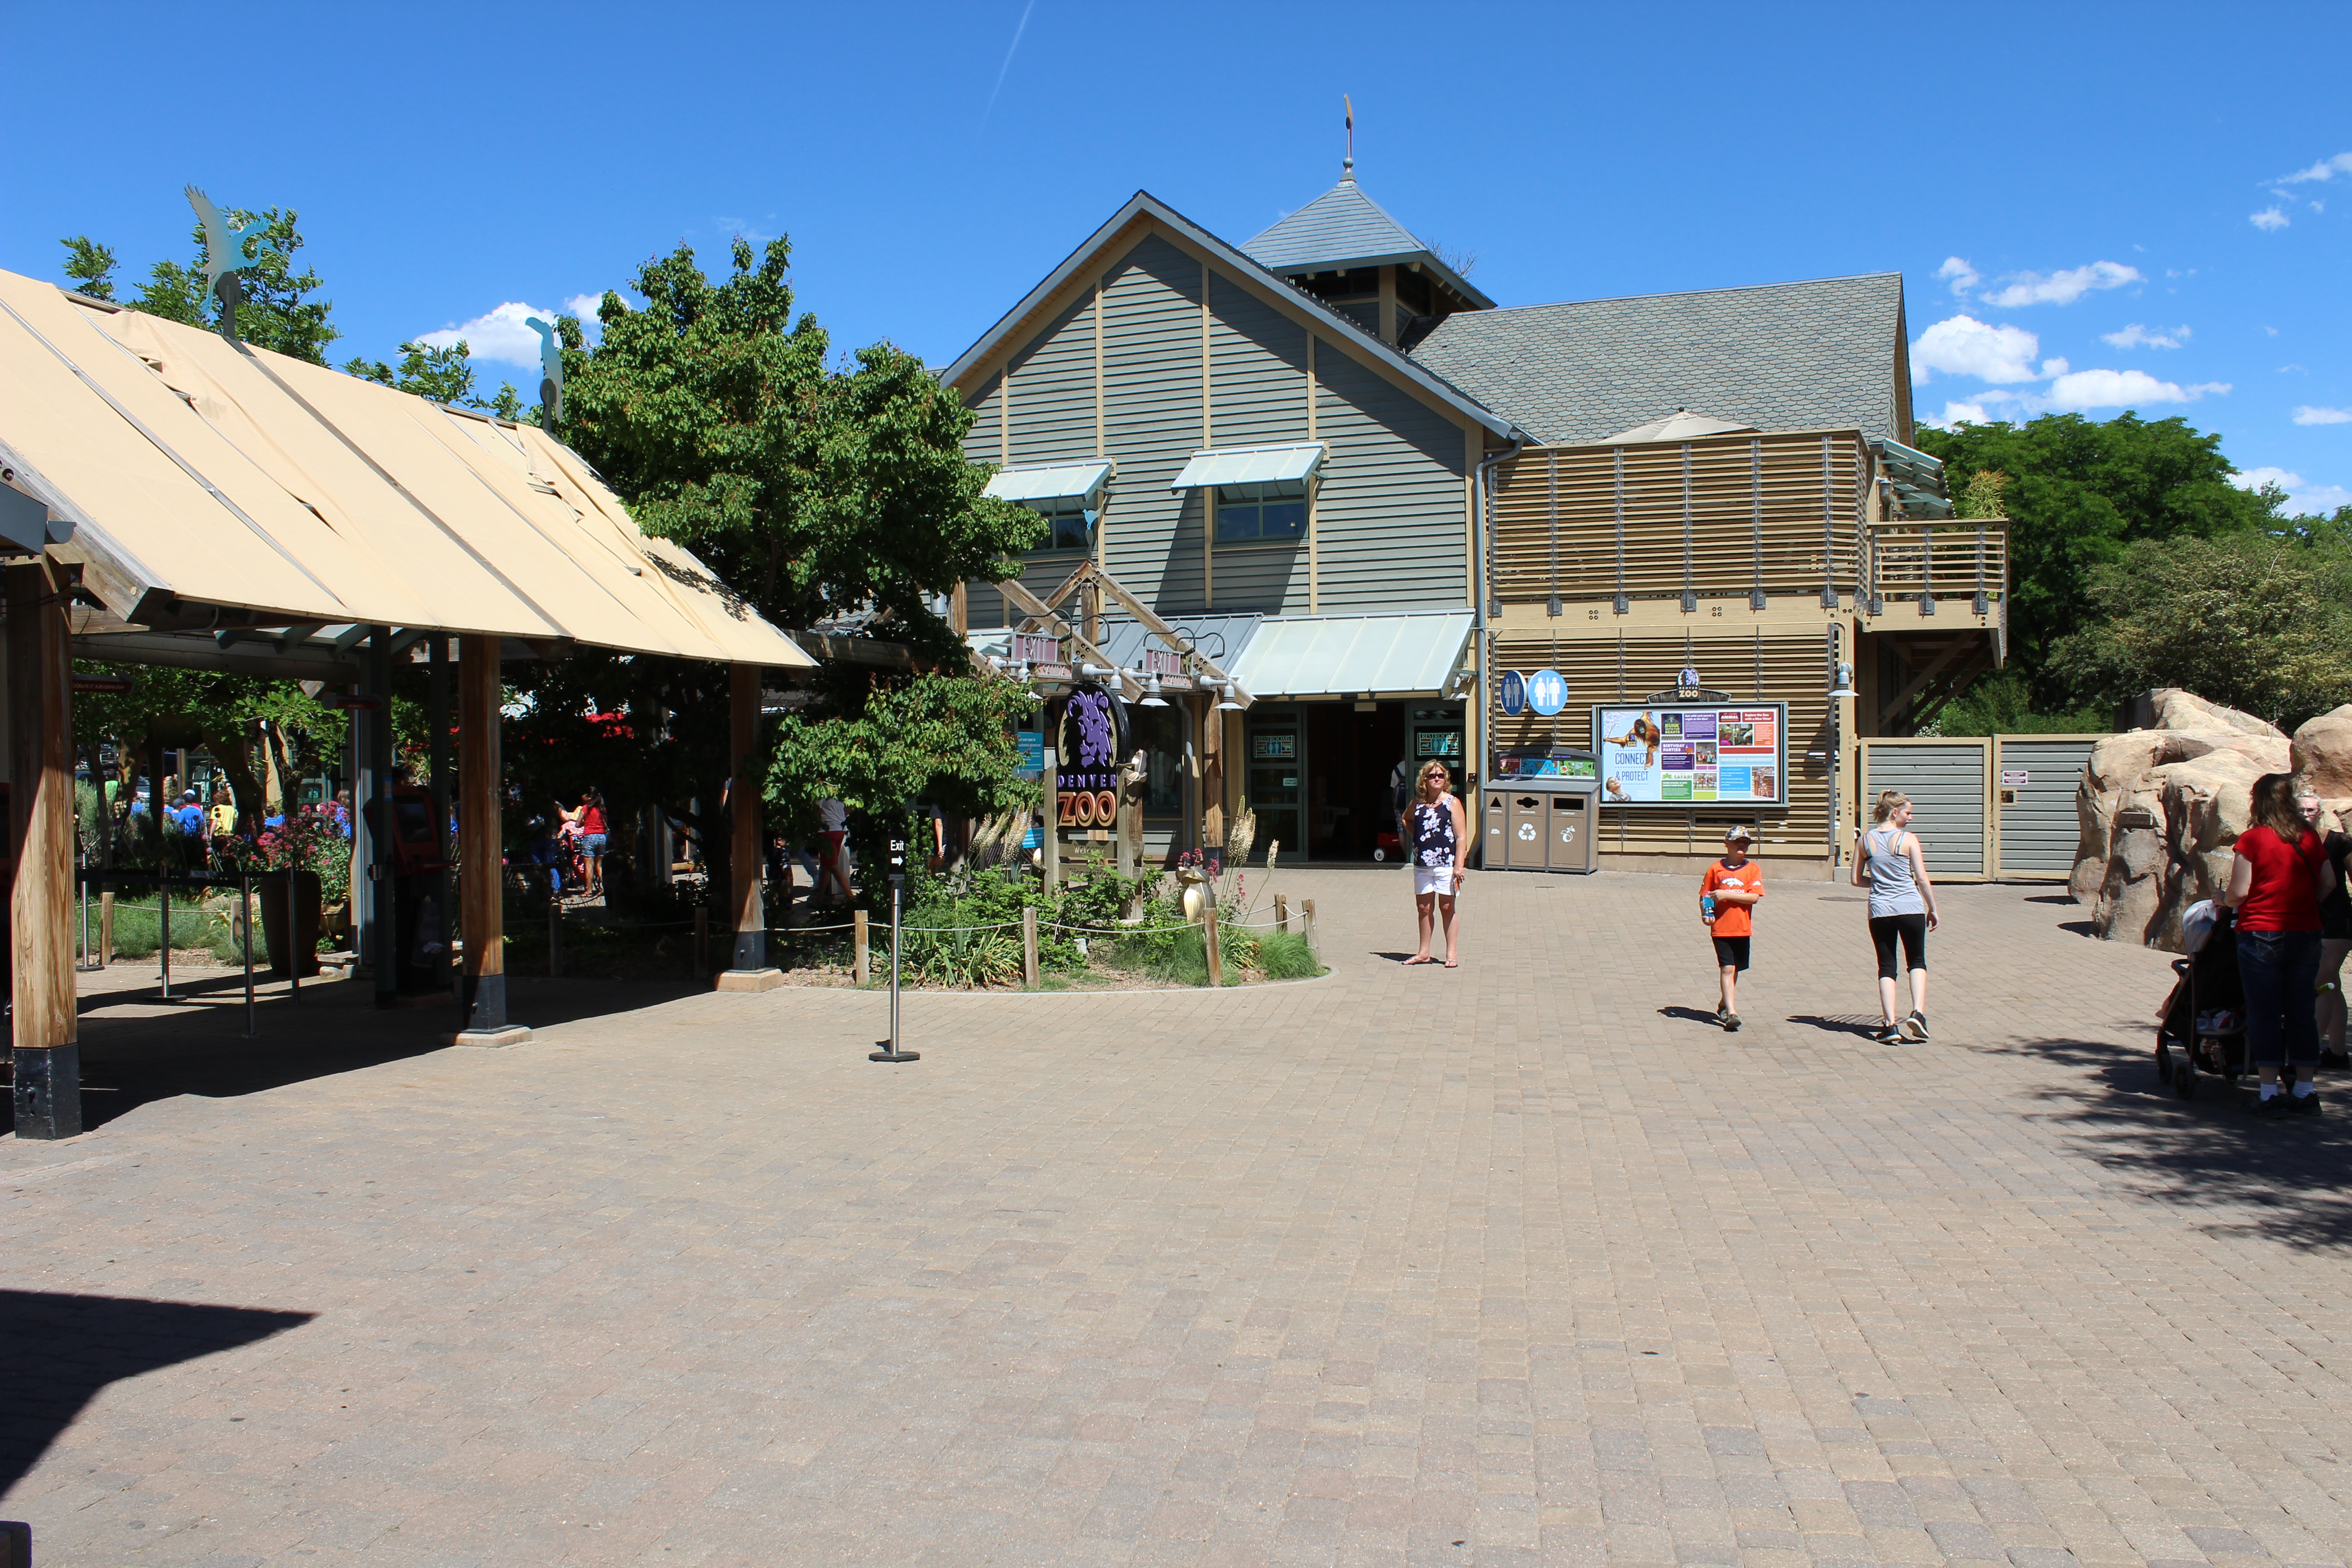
[1401,760,1469,968]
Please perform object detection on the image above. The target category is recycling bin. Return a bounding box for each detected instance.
[1481,775,1600,873]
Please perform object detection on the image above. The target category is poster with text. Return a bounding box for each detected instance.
[1590,702,1786,808]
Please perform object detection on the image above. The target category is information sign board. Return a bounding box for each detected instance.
[1590,701,1787,808]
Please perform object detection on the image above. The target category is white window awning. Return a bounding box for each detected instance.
[1169,443,1325,491]
[983,461,1111,507]
[1227,609,1473,699]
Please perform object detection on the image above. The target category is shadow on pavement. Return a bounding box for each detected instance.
[2013,1029,2352,1250]
[1785,1013,1887,1038]
[6,970,696,1135]
[0,1290,314,1493]
[1657,1005,1727,1027]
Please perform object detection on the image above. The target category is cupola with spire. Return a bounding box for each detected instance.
[1241,106,1494,348]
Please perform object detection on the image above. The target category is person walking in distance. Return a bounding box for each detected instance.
[1699,825,1764,1030]
[1855,790,1939,1044]
[2228,774,2336,1116]
[1401,760,1468,968]
[2300,791,2352,1069]
[556,788,609,901]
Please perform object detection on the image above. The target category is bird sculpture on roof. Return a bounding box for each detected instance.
[526,315,563,423]
[184,185,277,342]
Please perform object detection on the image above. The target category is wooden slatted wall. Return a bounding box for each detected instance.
[1491,431,1872,603]
[1488,630,1838,861]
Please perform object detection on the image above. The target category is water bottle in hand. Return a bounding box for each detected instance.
[1700,892,1716,925]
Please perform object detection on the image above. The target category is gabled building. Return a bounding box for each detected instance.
[949,165,2001,875]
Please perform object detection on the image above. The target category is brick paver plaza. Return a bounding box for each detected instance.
[8,866,2352,1567]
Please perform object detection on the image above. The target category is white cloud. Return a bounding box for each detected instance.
[2315,200,2328,214]
[1979,260,2141,307]
[2230,466,2352,515]
[2045,368,2229,410]
[565,292,606,321]
[1921,401,1995,430]
[2275,151,2352,186]
[414,301,562,367]
[1911,314,2041,383]
[2101,323,2190,350]
[2294,406,2352,425]
[2039,358,2070,378]
[2250,206,2290,231]
[1936,255,1981,294]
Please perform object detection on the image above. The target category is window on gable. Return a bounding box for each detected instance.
[1215,479,1308,543]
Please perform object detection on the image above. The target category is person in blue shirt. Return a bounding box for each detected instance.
[170,791,206,837]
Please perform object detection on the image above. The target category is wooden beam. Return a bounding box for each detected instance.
[455,633,527,1045]
[995,576,1143,699]
[9,559,80,1138]
[1070,561,1254,705]
[1878,639,1968,727]
[716,661,783,990]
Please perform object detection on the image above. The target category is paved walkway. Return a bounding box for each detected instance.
[7,866,2351,1568]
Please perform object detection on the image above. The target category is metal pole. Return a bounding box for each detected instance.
[288,875,300,1003]
[870,848,917,1062]
[160,868,171,1001]
[241,869,256,1037]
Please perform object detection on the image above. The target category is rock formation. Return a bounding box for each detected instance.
[2072,691,2294,950]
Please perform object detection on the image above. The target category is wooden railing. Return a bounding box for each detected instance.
[1867,519,2007,607]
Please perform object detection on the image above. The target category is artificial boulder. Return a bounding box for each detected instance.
[2073,689,2291,950]
[2292,704,2352,801]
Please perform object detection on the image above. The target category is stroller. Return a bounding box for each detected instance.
[2155,900,2245,1098]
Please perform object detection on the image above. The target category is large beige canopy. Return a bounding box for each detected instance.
[0,267,810,668]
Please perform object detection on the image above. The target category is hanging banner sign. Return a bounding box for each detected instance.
[1046,682,1128,832]
[1527,669,1568,716]
[1591,701,1787,809]
[1497,670,1527,717]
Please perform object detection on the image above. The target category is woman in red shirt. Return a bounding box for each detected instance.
[2225,772,2337,1116]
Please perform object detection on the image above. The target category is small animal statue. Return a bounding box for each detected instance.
[184,186,277,342]
[525,316,563,421]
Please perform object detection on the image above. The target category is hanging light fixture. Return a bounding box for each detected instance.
[1139,670,1170,708]
[1213,680,1244,713]
[1828,662,1856,701]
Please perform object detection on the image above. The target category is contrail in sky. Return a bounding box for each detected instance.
[978,0,1037,131]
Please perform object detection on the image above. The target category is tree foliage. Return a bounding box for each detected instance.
[2048,533,2352,730]
[59,236,118,300]
[1914,413,2281,705]
[343,339,484,406]
[560,235,1040,635]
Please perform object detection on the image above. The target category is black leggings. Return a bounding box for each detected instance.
[1870,913,1928,980]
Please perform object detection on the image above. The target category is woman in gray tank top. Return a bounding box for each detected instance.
[1852,790,1940,1043]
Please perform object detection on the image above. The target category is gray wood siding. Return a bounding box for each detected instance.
[1101,235,1207,615]
[963,228,1477,627]
[1313,349,1469,611]
[1008,292,1096,469]
[1994,737,2098,876]
[1863,741,1987,877]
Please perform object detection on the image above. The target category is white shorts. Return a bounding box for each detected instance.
[1413,865,1458,897]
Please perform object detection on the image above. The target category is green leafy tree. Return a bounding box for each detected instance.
[560,235,1040,632]
[59,235,118,300]
[2048,533,2352,730]
[343,338,482,406]
[1915,413,2281,706]
[134,203,339,364]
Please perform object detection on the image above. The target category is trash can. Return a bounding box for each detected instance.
[1480,775,1601,873]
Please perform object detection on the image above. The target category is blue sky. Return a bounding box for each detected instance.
[7,1,2346,512]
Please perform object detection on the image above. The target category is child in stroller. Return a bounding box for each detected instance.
[2157,900,2247,1097]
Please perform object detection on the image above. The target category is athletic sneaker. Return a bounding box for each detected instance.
[1899,1011,1930,1042]
[2293,1088,2325,1117]
[1721,1012,1741,1032]
[2255,1092,2299,1118]
[1872,1023,1904,1044]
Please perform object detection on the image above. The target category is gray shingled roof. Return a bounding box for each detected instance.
[1245,178,1429,271]
[1409,274,1909,445]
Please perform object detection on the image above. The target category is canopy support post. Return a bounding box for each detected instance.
[369,627,395,1009]
[427,634,453,999]
[453,635,528,1046]
[716,661,783,991]
[10,560,81,1138]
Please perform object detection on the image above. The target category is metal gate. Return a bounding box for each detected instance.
[1992,736,2102,881]
[1859,739,1991,881]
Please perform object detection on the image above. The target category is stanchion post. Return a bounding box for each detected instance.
[1274,894,1289,934]
[853,909,869,985]
[159,869,172,1001]
[100,889,114,966]
[871,833,918,1062]
[241,870,256,1038]
[1301,898,1317,959]
[1040,747,1060,890]
[1021,905,1039,989]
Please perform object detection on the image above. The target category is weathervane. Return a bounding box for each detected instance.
[525,315,563,423]
[185,186,278,343]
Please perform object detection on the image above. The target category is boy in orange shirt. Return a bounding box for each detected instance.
[1700,825,1765,1030]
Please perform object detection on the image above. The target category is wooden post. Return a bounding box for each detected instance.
[853,908,869,985]
[1300,898,1316,958]
[1275,894,1288,934]
[454,634,527,1046]
[715,661,783,990]
[1040,746,1060,890]
[1200,905,1222,988]
[427,634,454,997]
[100,891,114,966]
[9,560,81,1137]
[1021,905,1040,988]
